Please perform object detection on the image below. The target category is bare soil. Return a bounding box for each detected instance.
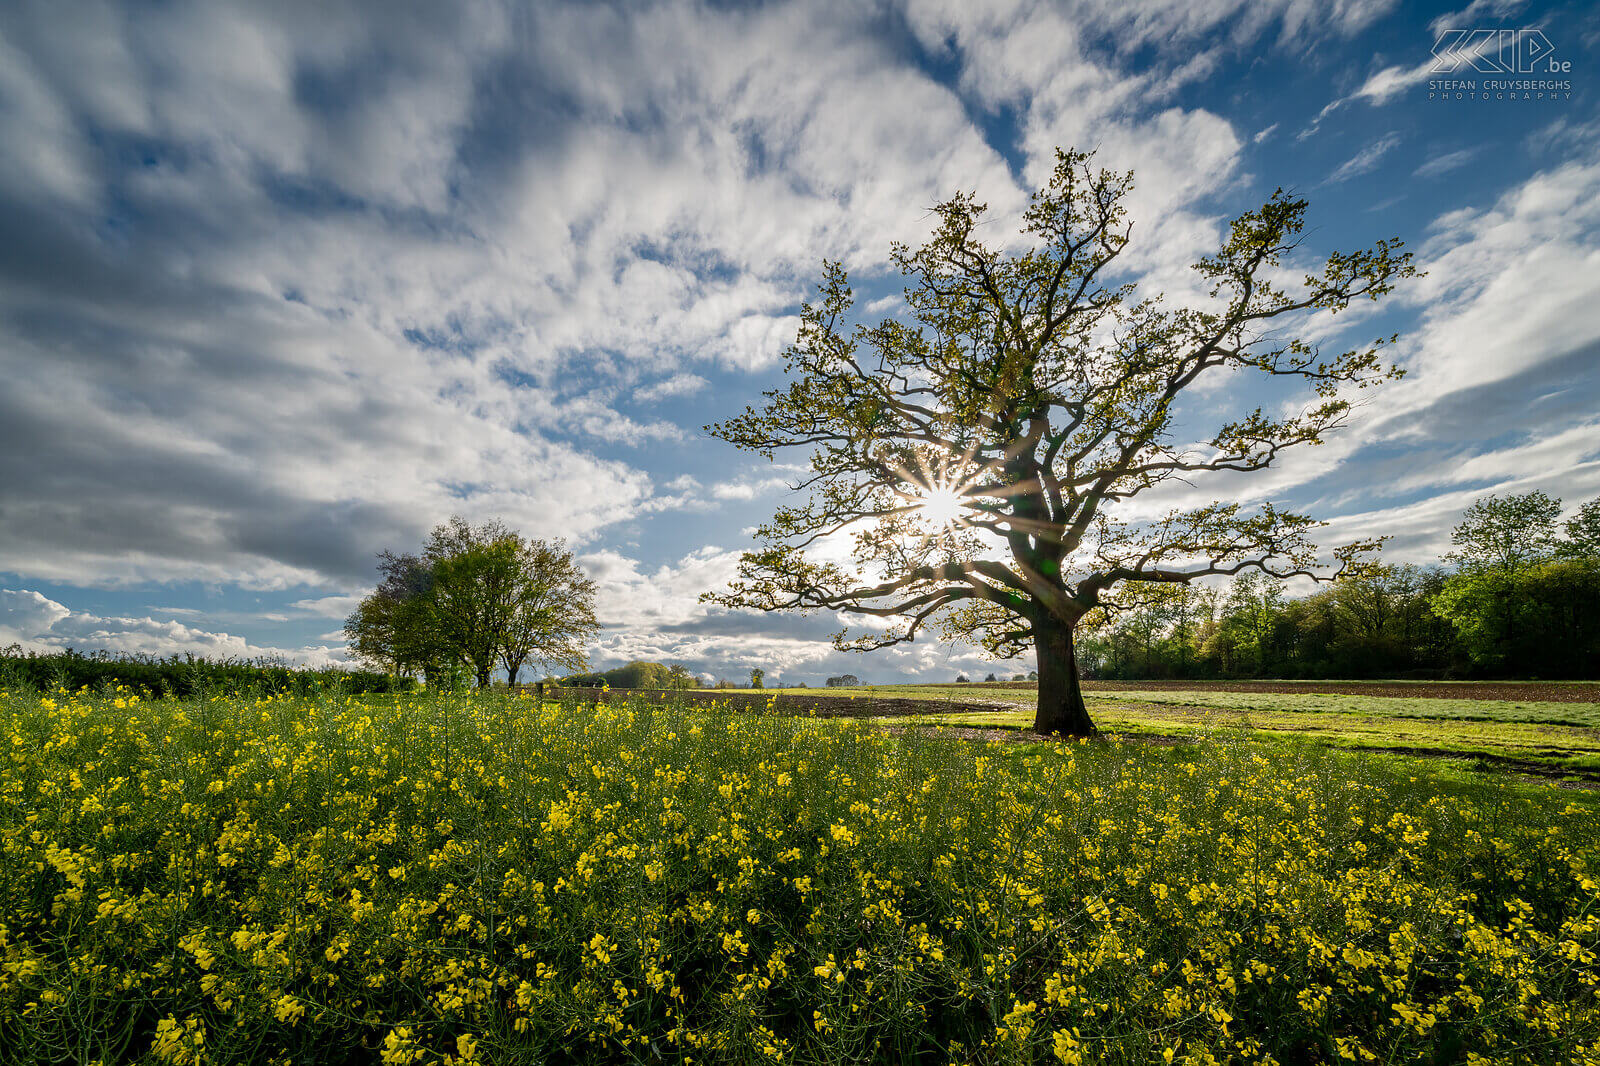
[554,686,1012,719]
[944,679,1600,702]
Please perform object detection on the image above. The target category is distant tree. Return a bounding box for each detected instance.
[1449,491,1562,571]
[749,668,764,689]
[984,672,998,682]
[344,551,448,682]
[347,517,598,688]
[714,678,736,690]
[1432,558,1600,675]
[825,674,861,687]
[1563,497,1600,557]
[666,663,696,690]
[1012,674,1025,681]
[1332,563,1409,642]
[956,675,970,683]
[703,148,1413,735]
[602,662,672,688]
[1201,573,1286,676]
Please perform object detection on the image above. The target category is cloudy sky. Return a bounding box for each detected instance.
[2,0,1598,683]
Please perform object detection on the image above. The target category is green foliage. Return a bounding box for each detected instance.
[1564,498,1600,557]
[1449,491,1563,570]
[1074,487,1600,681]
[703,145,1415,734]
[749,667,764,689]
[561,661,675,689]
[1431,558,1600,676]
[0,646,411,697]
[346,517,599,687]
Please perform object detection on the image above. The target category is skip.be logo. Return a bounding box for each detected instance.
[1431,29,1571,74]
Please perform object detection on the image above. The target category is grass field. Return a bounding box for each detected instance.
[3,685,1598,1063]
[757,684,1600,780]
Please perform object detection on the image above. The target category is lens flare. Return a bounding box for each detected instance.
[916,484,964,529]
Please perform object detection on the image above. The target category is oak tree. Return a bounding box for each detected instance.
[704,149,1415,735]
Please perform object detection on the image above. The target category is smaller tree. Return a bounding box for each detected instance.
[749,668,765,689]
[1562,497,1600,558]
[344,551,448,682]
[1449,491,1561,571]
[493,538,599,686]
[347,517,598,687]
[1432,558,1600,675]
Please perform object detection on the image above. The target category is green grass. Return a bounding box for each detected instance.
[762,684,1600,778]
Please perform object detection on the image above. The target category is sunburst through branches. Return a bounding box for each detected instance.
[914,483,965,530]
[896,450,985,547]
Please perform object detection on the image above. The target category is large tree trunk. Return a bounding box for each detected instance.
[1032,614,1098,737]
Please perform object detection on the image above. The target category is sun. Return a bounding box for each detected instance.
[916,484,965,529]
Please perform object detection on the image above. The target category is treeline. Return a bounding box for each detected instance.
[1079,492,1600,680]
[557,662,773,690]
[0,647,415,698]
[560,661,698,690]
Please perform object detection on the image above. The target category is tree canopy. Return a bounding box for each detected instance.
[1448,490,1562,571]
[345,517,598,688]
[705,147,1417,735]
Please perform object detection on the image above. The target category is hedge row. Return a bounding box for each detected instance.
[0,649,415,698]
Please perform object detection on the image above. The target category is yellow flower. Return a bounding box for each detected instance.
[273,994,306,1025]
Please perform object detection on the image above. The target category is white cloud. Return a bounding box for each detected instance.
[635,374,709,404]
[0,589,72,647]
[1414,147,1480,178]
[1378,147,1600,418]
[1427,0,1526,39]
[0,588,350,667]
[1299,23,1510,136]
[579,545,745,631]
[1328,132,1401,183]
[711,475,795,501]
[288,594,364,618]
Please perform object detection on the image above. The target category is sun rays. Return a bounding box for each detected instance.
[914,483,965,530]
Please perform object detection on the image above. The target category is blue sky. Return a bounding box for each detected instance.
[2,0,1597,684]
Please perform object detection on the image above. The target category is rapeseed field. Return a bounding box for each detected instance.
[2,686,1597,1064]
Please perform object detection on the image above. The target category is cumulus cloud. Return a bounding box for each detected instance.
[634,374,709,404]
[0,588,350,667]
[288,595,364,619]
